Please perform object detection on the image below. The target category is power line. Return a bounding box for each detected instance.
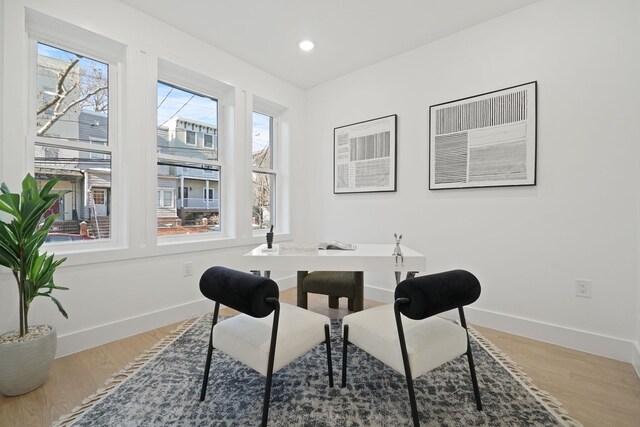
[156,87,173,110]
[158,95,195,128]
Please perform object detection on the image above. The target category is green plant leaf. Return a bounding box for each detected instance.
[1,175,68,335]
[48,295,68,319]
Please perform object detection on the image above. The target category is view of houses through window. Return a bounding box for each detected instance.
[252,111,275,231]
[34,42,112,243]
[156,81,220,236]
[32,42,282,246]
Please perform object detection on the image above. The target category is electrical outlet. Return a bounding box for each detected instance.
[183,261,193,277]
[575,279,591,298]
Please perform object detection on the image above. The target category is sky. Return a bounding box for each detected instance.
[39,43,270,153]
[157,81,217,127]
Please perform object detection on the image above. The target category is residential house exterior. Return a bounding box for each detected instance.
[157,117,220,231]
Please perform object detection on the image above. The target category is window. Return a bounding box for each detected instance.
[157,189,174,208]
[252,111,275,231]
[156,80,221,236]
[203,133,214,149]
[186,130,196,146]
[33,41,114,243]
[92,189,106,205]
[89,137,107,159]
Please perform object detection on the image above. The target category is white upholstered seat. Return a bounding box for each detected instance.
[342,304,467,379]
[340,270,483,427]
[214,303,331,376]
[198,266,334,426]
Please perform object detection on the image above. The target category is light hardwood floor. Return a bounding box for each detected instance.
[1,288,639,426]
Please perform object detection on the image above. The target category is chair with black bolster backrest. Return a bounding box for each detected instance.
[341,269,482,427]
[199,266,334,427]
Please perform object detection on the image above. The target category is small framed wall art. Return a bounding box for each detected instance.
[429,81,537,190]
[333,114,397,194]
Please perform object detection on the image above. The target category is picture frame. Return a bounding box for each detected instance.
[429,81,537,190]
[333,114,397,194]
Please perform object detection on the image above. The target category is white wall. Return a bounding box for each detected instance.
[0,0,306,356]
[635,0,640,377]
[305,0,640,362]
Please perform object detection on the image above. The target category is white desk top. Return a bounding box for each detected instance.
[244,243,426,273]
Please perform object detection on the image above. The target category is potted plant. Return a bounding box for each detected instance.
[0,174,68,396]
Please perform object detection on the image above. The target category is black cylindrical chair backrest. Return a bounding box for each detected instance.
[394,270,481,320]
[200,266,279,318]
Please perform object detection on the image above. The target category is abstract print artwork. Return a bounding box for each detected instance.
[429,82,537,189]
[334,114,397,194]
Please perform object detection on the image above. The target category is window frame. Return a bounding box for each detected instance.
[203,133,215,149]
[88,137,108,160]
[155,62,230,244]
[251,110,277,234]
[28,34,121,251]
[157,188,175,208]
[185,129,197,146]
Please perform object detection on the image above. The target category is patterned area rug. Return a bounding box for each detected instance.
[53,314,582,426]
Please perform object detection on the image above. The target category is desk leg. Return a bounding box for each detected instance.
[297,271,309,309]
[395,271,418,285]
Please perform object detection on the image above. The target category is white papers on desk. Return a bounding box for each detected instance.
[318,240,356,250]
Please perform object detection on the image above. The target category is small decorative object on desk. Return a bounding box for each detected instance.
[266,225,274,249]
[393,233,404,266]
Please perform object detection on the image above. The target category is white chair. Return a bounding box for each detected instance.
[199,266,334,426]
[341,269,482,427]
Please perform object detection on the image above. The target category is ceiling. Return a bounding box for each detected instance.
[118,0,542,89]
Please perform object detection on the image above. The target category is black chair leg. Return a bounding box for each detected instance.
[341,324,349,387]
[262,371,274,427]
[405,374,419,427]
[324,324,334,387]
[458,307,482,411]
[466,342,482,411]
[395,299,419,427]
[261,299,280,427]
[200,303,220,401]
[199,339,214,401]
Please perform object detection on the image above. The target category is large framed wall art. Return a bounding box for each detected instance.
[429,81,537,190]
[333,114,397,194]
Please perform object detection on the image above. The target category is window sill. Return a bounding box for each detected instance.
[44,232,292,268]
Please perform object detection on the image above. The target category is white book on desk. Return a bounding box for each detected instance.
[318,240,356,250]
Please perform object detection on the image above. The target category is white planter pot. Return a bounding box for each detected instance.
[0,326,57,396]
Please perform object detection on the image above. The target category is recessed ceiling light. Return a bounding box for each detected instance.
[299,40,314,51]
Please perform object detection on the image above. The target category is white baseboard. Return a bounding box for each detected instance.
[633,341,640,378]
[55,280,639,378]
[364,285,636,365]
[466,306,635,364]
[56,273,298,358]
[364,284,395,304]
[277,274,297,290]
[56,299,212,358]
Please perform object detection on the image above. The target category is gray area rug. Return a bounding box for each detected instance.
[53,314,582,426]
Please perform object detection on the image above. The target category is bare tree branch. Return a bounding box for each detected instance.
[36,58,79,115]
[37,85,107,136]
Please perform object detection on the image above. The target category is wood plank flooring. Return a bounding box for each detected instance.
[1,289,639,426]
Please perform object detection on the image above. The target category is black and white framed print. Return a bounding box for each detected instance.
[429,81,537,190]
[333,114,397,194]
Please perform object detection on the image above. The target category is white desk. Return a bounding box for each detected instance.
[244,243,427,283]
